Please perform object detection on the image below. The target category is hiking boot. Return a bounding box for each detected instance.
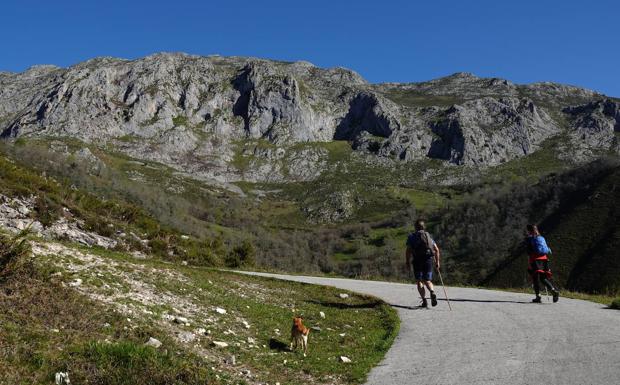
[430,292,438,307]
[532,296,542,303]
[552,290,559,303]
[419,299,428,308]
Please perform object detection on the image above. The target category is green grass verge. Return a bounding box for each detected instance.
[201,270,401,384]
[21,238,400,385]
[558,292,620,307]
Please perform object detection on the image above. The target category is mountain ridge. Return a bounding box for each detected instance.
[6,56,614,97]
[1,52,618,186]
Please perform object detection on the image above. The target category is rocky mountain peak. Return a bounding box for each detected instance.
[448,71,478,79]
[0,53,617,184]
[24,64,62,73]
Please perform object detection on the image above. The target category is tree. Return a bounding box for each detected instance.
[226,240,256,268]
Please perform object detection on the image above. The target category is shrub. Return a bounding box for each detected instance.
[611,298,620,310]
[34,194,61,227]
[225,240,256,268]
[148,238,170,257]
[181,238,223,266]
[0,230,32,279]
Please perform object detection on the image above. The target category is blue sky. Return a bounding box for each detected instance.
[2,0,618,96]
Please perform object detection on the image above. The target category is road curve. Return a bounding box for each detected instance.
[238,272,620,385]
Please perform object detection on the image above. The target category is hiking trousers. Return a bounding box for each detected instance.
[530,260,557,295]
[532,272,557,295]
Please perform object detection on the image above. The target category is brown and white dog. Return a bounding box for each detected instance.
[290,316,310,356]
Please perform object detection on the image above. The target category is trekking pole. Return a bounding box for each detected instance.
[545,287,550,303]
[434,256,452,311]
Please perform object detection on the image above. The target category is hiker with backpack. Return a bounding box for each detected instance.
[525,224,560,303]
[406,220,441,307]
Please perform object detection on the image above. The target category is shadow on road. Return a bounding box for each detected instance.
[390,304,430,310]
[389,299,531,308]
[438,298,530,304]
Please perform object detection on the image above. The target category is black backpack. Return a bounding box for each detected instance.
[413,231,434,260]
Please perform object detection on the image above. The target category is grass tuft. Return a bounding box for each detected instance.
[0,230,33,279]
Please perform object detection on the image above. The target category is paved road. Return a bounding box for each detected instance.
[239,272,620,385]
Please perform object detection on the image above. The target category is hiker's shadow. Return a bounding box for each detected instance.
[390,298,531,309]
[439,298,530,304]
[269,338,289,352]
[390,304,429,310]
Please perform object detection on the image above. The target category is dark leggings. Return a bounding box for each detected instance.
[530,260,557,295]
[533,272,557,295]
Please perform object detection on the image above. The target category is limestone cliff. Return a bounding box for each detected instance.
[0,53,617,182]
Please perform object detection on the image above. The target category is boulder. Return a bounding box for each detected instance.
[177,331,196,343]
[145,337,162,348]
[174,316,189,324]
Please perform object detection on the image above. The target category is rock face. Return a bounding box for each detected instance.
[563,99,620,149]
[231,62,338,143]
[334,93,399,142]
[427,97,559,165]
[0,53,617,182]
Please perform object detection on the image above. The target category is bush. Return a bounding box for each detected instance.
[611,298,620,310]
[225,240,256,268]
[0,230,32,279]
[34,194,61,227]
[181,238,223,266]
[148,237,170,257]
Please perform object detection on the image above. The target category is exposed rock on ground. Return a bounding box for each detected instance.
[29,240,357,385]
[0,194,117,248]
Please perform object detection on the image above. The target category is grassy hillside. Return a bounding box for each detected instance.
[1,233,216,385]
[1,233,399,385]
[1,136,618,297]
[0,150,227,266]
[0,138,451,276]
[0,146,400,384]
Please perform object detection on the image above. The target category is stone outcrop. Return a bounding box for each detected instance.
[303,190,359,223]
[0,194,117,248]
[334,93,399,142]
[427,97,559,165]
[563,99,620,150]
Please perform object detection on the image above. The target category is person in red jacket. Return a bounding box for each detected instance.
[525,224,559,303]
